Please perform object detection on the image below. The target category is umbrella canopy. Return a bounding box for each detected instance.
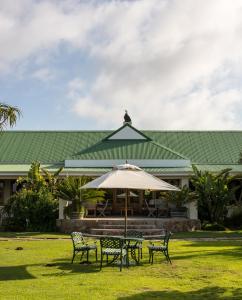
[81,163,180,236]
[81,164,180,191]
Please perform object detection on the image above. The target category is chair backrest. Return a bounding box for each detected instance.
[163,231,172,247]
[71,232,85,248]
[144,199,150,209]
[100,236,124,249]
[126,230,143,239]
[97,199,109,211]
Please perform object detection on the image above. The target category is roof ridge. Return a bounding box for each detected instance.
[150,140,189,160]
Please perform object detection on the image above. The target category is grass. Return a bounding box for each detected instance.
[0,233,242,299]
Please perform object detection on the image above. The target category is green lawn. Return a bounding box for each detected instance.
[1,233,242,299]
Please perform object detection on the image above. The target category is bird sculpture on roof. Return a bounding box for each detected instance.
[124,110,132,125]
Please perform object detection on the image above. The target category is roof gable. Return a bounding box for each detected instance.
[104,124,150,141]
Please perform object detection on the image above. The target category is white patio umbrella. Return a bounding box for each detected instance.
[81,163,180,236]
[117,191,138,198]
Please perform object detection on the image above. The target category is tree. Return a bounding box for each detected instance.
[57,176,105,218]
[191,165,236,223]
[0,103,21,130]
[17,161,63,194]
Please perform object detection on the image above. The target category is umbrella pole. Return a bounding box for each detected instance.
[125,189,128,237]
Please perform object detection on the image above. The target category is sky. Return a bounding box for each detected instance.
[1,0,242,131]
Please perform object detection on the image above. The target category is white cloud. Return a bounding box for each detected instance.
[1,0,242,129]
[32,67,55,81]
[69,0,242,129]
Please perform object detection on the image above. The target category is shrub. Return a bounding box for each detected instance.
[191,166,236,224]
[3,161,62,232]
[224,207,242,229]
[4,188,58,232]
[202,222,226,231]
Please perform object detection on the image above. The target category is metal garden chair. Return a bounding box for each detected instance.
[96,199,111,217]
[144,199,157,217]
[70,232,97,264]
[126,230,144,263]
[148,231,172,264]
[100,236,127,271]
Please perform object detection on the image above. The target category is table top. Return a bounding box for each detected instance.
[122,236,144,242]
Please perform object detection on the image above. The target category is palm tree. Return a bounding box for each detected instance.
[0,103,21,130]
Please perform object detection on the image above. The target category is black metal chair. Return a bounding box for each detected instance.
[100,236,127,271]
[126,230,143,263]
[70,232,97,264]
[148,231,172,264]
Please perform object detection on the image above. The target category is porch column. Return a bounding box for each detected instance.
[3,180,11,204]
[59,198,67,220]
[139,191,143,213]
[113,189,117,212]
[181,177,198,220]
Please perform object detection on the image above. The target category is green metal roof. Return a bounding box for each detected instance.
[1,129,242,170]
[145,131,242,164]
[195,164,242,173]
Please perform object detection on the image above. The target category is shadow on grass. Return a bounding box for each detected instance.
[50,259,101,274]
[117,287,242,300]
[172,241,242,260]
[50,256,150,275]
[0,260,101,281]
[0,266,35,281]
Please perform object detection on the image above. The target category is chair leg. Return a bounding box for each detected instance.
[95,248,98,262]
[120,255,123,272]
[151,251,154,264]
[100,253,103,270]
[71,250,76,264]
[80,251,84,262]
[141,248,143,259]
[87,250,89,263]
[165,250,172,264]
[126,251,129,268]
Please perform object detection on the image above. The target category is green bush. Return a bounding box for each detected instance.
[3,161,62,232]
[202,222,226,231]
[191,166,236,224]
[4,188,58,231]
[225,207,242,229]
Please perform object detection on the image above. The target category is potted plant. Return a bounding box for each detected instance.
[57,176,105,219]
[161,186,195,218]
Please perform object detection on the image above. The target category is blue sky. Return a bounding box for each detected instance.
[1,0,242,131]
